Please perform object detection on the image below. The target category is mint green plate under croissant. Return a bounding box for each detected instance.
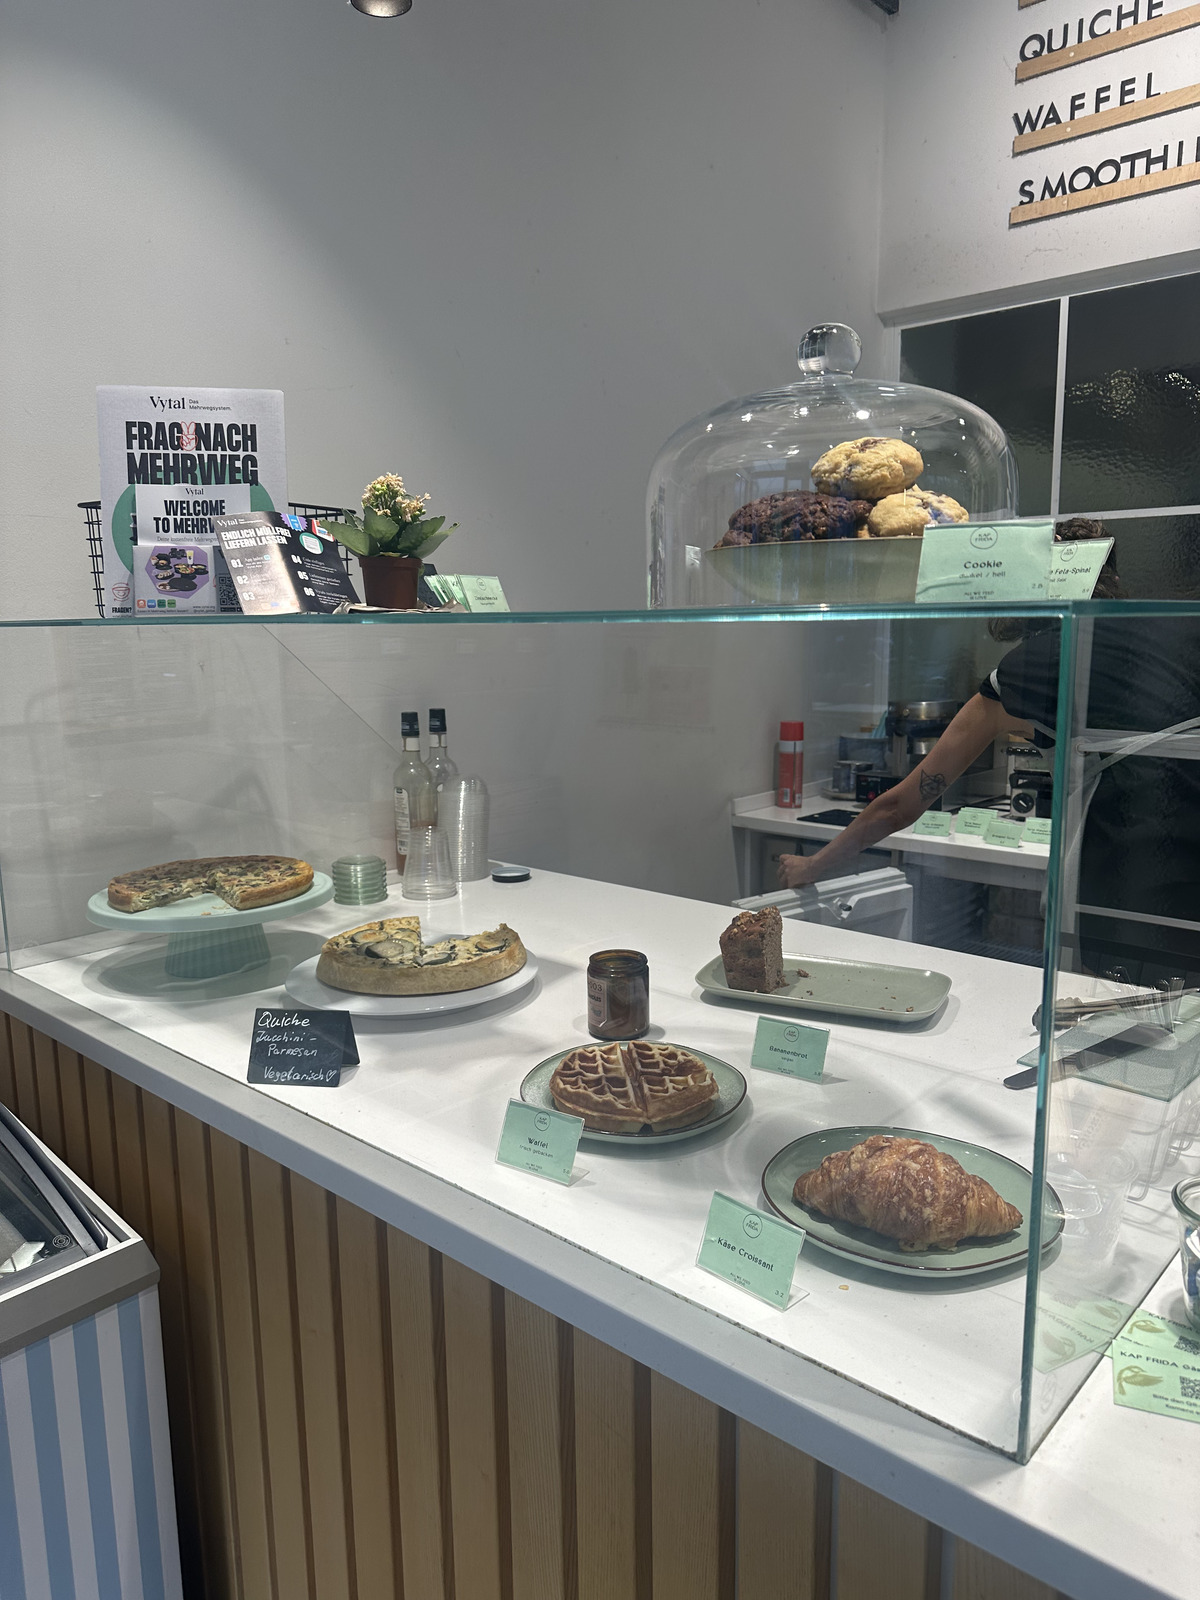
[762,1125,1064,1277]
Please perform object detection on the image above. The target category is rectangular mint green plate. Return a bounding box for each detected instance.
[695,954,951,1024]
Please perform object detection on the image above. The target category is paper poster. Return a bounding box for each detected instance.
[97,386,286,616]
[915,522,1054,604]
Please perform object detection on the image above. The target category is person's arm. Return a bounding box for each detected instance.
[778,694,1033,889]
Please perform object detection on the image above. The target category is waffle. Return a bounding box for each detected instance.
[549,1040,718,1134]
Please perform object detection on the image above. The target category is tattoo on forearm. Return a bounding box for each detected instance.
[919,769,948,802]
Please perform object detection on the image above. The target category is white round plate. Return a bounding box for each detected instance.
[87,873,334,931]
[284,952,539,1016]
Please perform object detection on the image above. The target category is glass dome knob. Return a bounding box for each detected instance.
[797,322,862,377]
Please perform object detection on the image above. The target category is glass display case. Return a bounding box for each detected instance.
[0,600,1197,1464]
[647,323,1018,609]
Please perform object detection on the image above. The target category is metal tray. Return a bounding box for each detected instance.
[694,954,951,1024]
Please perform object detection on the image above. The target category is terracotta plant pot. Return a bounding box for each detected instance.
[358,555,421,610]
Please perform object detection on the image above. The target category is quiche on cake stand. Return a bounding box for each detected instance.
[87,857,333,980]
[285,915,539,1017]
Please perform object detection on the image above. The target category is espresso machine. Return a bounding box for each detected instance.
[852,700,960,803]
[886,699,961,775]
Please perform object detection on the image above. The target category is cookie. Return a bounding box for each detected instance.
[867,487,969,538]
[716,490,872,547]
[811,436,924,500]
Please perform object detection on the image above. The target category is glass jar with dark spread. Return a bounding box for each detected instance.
[587,949,650,1040]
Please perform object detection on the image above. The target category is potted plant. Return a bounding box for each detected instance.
[338,473,456,609]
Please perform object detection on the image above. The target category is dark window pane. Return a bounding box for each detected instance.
[1060,272,1200,513]
[901,302,1058,517]
[1093,514,1200,600]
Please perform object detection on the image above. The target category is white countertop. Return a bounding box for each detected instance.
[733,792,1051,874]
[3,869,1196,1600]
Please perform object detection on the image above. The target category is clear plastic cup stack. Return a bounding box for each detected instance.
[440,776,490,882]
[401,826,458,900]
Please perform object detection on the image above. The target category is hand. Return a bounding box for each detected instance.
[777,853,818,890]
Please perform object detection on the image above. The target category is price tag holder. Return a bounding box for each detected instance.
[696,1193,807,1310]
[1022,816,1053,845]
[910,811,952,838]
[915,522,1054,603]
[954,807,995,837]
[1047,537,1114,599]
[984,816,1025,849]
[248,1008,358,1087]
[1110,1309,1200,1422]
[751,1017,828,1081]
[496,1100,583,1185]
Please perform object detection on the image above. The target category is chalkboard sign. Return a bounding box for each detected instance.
[247,1008,358,1087]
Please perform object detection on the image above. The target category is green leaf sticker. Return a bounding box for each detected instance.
[696,1192,806,1310]
[495,1100,583,1185]
[1115,1364,1164,1396]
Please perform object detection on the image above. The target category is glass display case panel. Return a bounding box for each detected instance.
[900,301,1059,519]
[1059,272,1200,515]
[4,603,1190,1460]
[647,325,1019,611]
[1027,603,1200,1456]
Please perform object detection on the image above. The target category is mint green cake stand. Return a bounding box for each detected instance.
[86,873,334,980]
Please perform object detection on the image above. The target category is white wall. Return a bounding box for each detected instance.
[0,0,888,621]
[879,0,1200,319]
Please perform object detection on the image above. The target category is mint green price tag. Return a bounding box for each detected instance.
[914,522,1054,603]
[751,1016,828,1081]
[984,816,1024,848]
[1047,537,1114,599]
[1023,816,1053,845]
[496,1100,583,1185]
[955,807,994,836]
[457,575,510,612]
[696,1192,806,1310]
[910,811,952,838]
[1110,1311,1200,1422]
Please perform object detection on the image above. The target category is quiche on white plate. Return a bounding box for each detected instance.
[316,916,527,995]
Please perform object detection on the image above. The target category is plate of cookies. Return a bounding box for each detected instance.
[520,1040,747,1144]
[706,434,969,606]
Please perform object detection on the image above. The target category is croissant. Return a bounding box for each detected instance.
[791,1134,1022,1251]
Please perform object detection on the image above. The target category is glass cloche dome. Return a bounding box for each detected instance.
[647,323,1018,608]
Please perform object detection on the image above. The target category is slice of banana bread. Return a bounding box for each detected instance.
[719,906,785,993]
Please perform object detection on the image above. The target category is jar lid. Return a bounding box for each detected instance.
[780,721,805,739]
[589,949,648,972]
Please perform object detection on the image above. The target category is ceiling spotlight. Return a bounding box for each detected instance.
[350,0,411,14]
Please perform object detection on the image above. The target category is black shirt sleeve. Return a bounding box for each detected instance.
[977,627,1061,748]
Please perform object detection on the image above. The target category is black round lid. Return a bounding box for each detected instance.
[429,708,447,734]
